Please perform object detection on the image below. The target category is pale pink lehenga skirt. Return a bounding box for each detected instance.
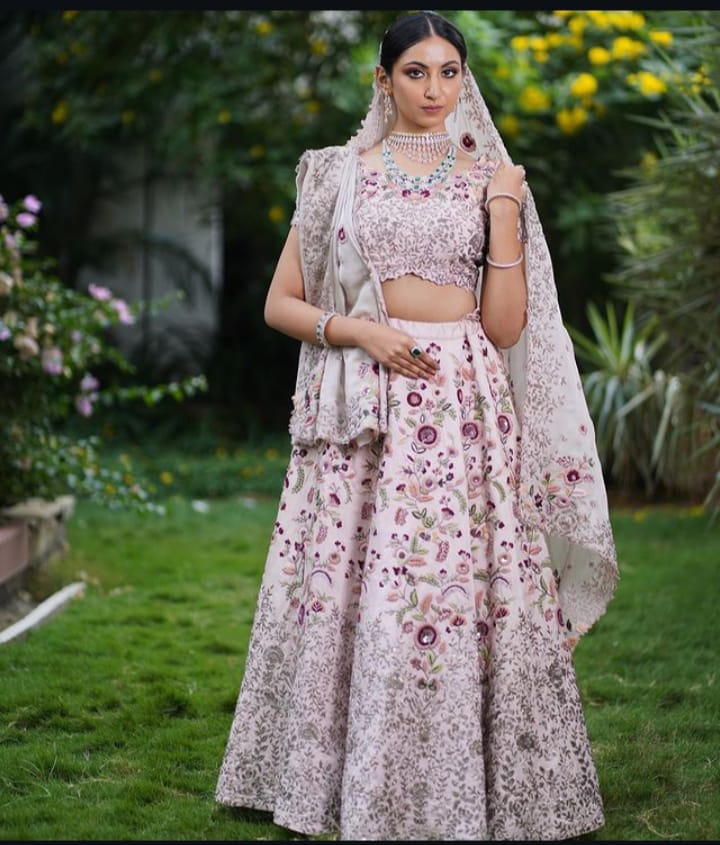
[215,312,605,841]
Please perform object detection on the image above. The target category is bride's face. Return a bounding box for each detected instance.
[379,35,463,133]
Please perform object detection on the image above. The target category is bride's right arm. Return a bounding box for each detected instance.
[264,227,438,381]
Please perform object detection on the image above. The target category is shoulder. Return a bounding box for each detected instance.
[297,144,350,176]
[465,153,502,192]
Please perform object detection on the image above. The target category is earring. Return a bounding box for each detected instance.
[383,92,393,121]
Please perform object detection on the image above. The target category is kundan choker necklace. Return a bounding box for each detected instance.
[381,140,456,193]
[385,130,452,164]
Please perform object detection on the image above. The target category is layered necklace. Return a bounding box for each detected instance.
[381,136,456,194]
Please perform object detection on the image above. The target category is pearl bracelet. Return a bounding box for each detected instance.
[484,192,523,214]
[315,310,336,348]
[486,250,524,269]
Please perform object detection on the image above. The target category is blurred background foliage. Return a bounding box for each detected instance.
[0,9,718,506]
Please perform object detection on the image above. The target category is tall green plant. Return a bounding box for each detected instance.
[604,11,720,508]
[568,301,707,498]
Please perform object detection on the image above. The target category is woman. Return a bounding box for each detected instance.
[216,11,618,841]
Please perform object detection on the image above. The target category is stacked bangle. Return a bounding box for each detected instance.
[486,250,524,269]
[315,310,336,348]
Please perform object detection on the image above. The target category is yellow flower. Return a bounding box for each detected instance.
[217,109,232,124]
[566,35,584,52]
[215,445,228,459]
[533,50,549,64]
[556,105,588,135]
[570,72,598,98]
[632,71,667,97]
[592,101,607,117]
[268,205,284,223]
[495,64,510,79]
[611,36,646,60]
[498,114,520,138]
[552,10,573,18]
[640,150,658,172]
[626,12,645,31]
[529,36,548,51]
[586,10,610,29]
[546,32,564,48]
[62,10,78,21]
[519,85,550,112]
[121,109,135,125]
[588,46,611,66]
[123,473,134,485]
[633,508,648,523]
[250,144,266,159]
[70,40,86,56]
[255,20,273,36]
[649,30,673,47]
[148,68,163,83]
[52,100,69,124]
[310,38,328,56]
[305,100,321,115]
[568,16,587,35]
[105,483,116,495]
[510,35,530,51]
[265,447,279,460]
[160,471,174,485]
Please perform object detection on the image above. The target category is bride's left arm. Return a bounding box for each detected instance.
[476,160,528,349]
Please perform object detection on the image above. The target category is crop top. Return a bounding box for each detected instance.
[353,153,500,293]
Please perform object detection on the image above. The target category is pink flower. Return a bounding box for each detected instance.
[0,323,10,342]
[0,196,7,223]
[88,283,113,301]
[4,232,16,248]
[23,195,42,214]
[75,395,94,417]
[80,373,99,393]
[41,346,63,375]
[111,298,134,325]
[15,212,36,228]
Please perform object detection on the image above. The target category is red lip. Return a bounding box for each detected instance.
[422,106,443,112]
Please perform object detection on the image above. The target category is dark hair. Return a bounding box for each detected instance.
[379,11,467,75]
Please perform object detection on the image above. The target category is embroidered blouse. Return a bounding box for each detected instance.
[352,153,500,294]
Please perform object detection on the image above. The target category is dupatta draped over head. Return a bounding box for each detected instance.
[287,68,618,641]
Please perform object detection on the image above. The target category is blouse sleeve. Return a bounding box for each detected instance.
[469,156,529,266]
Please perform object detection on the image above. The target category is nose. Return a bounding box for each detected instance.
[425,74,440,100]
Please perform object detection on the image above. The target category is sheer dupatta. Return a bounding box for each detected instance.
[289,70,618,642]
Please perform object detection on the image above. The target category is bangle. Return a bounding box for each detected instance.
[315,310,336,347]
[484,192,522,214]
[486,250,524,269]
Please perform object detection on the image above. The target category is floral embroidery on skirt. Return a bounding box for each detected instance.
[215,313,605,841]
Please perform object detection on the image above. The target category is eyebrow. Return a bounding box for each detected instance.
[401,60,461,69]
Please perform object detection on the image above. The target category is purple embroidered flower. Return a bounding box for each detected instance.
[497,414,512,435]
[419,189,431,198]
[436,540,449,562]
[297,604,306,626]
[460,132,477,152]
[311,599,324,613]
[555,495,571,509]
[450,614,466,627]
[416,624,438,649]
[416,425,438,446]
[557,607,564,627]
[401,188,412,198]
[476,619,489,638]
[402,621,414,634]
[495,606,509,619]
[338,226,346,243]
[565,468,581,483]
[462,421,481,442]
[395,507,408,525]
[407,391,422,407]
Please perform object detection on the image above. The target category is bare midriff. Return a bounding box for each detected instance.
[382,274,477,322]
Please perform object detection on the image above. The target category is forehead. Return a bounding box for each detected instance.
[396,34,462,66]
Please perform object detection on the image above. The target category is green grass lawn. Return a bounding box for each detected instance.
[1,491,719,840]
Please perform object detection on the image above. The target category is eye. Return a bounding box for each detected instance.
[406,69,424,79]
[443,68,459,78]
